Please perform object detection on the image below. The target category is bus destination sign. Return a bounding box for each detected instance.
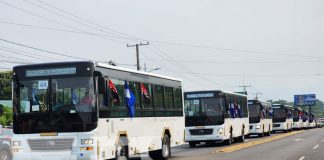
[26,67,77,77]
[186,93,215,99]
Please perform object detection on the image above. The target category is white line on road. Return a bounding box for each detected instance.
[299,156,305,160]
[322,140,324,142]
[295,139,303,142]
[313,145,319,150]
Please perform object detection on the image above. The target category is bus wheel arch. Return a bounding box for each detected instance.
[115,131,129,160]
[150,130,171,160]
[238,125,245,142]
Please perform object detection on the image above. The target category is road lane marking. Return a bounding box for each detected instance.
[216,130,304,153]
[313,145,319,150]
[322,140,324,142]
[299,156,305,160]
[295,139,303,142]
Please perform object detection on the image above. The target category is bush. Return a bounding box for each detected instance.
[0,104,13,126]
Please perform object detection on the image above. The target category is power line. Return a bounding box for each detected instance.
[0,47,54,62]
[140,58,322,64]
[4,0,320,61]
[148,44,236,88]
[0,38,90,60]
[0,0,127,45]
[35,0,140,41]
[0,59,30,64]
[22,0,126,38]
[150,40,324,59]
[0,45,64,61]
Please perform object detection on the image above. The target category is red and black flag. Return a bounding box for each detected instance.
[141,83,151,104]
[109,80,120,105]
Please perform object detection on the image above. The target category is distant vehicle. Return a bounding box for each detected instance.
[184,90,249,147]
[12,61,184,160]
[292,107,303,130]
[0,128,13,160]
[301,110,309,129]
[272,104,293,133]
[317,118,324,128]
[248,100,272,137]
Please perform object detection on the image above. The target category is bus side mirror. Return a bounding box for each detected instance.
[98,77,105,94]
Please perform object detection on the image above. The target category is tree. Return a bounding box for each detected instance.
[0,71,12,100]
[0,105,13,126]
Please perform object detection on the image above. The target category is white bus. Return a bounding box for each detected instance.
[184,91,249,147]
[292,107,302,130]
[272,104,293,133]
[12,61,184,160]
[309,113,316,128]
[248,100,272,137]
[301,110,309,129]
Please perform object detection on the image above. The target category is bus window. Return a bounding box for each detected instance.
[174,88,182,110]
[141,83,153,109]
[153,85,164,109]
[129,81,141,109]
[164,87,174,110]
[109,79,125,109]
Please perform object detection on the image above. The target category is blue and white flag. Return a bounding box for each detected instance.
[72,89,79,105]
[124,81,136,118]
[32,89,39,105]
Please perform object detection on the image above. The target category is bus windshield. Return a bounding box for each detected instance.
[185,98,224,127]
[13,77,97,134]
[293,110,300,122]
[248,104,260,123]
[273,108,286,122]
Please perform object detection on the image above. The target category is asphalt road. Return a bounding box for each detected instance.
[169,128,324,160]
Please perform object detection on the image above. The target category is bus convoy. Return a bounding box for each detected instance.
[0,61,320,160]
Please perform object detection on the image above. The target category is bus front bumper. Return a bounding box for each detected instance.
[185,126,226,142]
[272,123,287,131]
[249,123,262,135]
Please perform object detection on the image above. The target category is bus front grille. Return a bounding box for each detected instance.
[273,124,280,127]
[189,129,213,135]
[28,138,74,151]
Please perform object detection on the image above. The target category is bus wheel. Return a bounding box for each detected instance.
[149,134,171,160]
[189,142,196,148]
[115,137,129,160]
[238,128,245,142]
[258,127,264,137]
[267,125,271,136]
[225,130,233,145]
[0,149,11,160]
[115,145,128,160]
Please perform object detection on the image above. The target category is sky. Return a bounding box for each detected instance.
[0,0,323,102]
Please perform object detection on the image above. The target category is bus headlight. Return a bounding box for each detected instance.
[13,141,22,146]
[256,126,260,129]
[81,139,93,145]
[217,128,224,134]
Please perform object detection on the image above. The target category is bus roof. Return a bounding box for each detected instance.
[13,61,182,82]
[96,62,182,82]
[185,90,247,97]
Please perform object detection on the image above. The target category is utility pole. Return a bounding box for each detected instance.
[238,85,251,95]
[127,42,149,70]
[251,92,263,100]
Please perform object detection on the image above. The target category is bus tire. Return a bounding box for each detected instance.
[238,128,245,142]
[189,142,196,148]
[225,130,233,145]
[258,126,264,137]
[149,134,171,160]
[115,145,128,160]
[115,136,129,160]
[0,149,12,160]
